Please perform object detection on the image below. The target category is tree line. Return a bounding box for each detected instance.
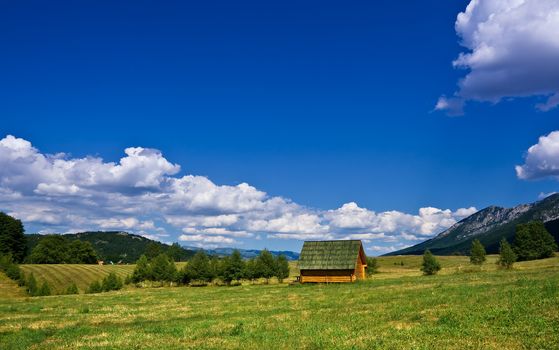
[130,249,290,286]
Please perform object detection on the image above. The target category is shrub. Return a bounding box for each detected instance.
[469,239,487,265]
[66,282,79,295]
[514,221,557,261]
[366,257,379,275]
[101,272,123,292]
[37,282,51,296]
[87,280,103,294]
[27,273,38,296]
[497,238,516,269]
[421,250,441,275]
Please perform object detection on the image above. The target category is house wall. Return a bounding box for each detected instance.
[300,269,355,283]
[354,248,367,280]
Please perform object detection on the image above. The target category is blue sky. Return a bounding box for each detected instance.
[1,0,559,255]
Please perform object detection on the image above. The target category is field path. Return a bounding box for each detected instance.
[0,272,25,299]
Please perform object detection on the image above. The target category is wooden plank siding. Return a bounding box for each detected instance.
[300,269,355,283]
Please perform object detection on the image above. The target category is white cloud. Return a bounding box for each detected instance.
[178,234,236,244]
[437,0,559,115]
[0,135,479,252]
[516,131,559,180]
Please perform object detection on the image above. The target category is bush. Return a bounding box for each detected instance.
[421,250,441,275]
[87,280,103,294]
[66,282,79,295]
[101,272,123,292]
[514,221,557,261]
[27,273,38,296]
[37,282,51,296]
[497,238,516,269]
[366,257,379,275]
[469,239,487,265]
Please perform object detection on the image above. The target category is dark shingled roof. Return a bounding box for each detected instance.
[298,240,364,270]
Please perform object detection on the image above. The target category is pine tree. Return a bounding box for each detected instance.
[131,255,151,283]
[514,221,558,261]
[420,250,441,275]
[497,238,516,269]
[469,239,487,265]
[221,250,245,285]
[181,251,212,283]
[150,253,177,282]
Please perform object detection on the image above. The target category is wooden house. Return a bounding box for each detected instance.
[298,240,367,283]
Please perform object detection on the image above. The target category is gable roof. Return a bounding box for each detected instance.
[298,240,366,270]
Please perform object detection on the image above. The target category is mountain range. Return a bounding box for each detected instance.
[387,194,559,256]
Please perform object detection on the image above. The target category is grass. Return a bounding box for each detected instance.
[1,256,558,349]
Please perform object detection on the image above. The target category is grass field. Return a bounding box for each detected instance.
[1,256,558,349]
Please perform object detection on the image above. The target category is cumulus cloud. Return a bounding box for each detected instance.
[0,135,478,253]
[436,0,559,115]
[516,131,559,180]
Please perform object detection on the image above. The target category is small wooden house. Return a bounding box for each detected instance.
[298,240,367,283]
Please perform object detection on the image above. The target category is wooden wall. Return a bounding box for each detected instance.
[300,269,356,283]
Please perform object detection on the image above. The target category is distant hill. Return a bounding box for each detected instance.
[183,246,300,260]
[26,231,195,263]
[387,194,559,256]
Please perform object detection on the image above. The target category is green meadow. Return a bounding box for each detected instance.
[1,256,558,349]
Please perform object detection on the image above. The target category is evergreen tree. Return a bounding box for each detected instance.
[67,240,98,264]
[366,257,379,275]
[498,238,516,269]
[420,250,441,275]
[27,235,70,263]
[26,273,38,296]
[182,251,212,283]
[275,255,290,283]
[255,249,275,283]
[150,253,177,282]
[131,255,151,283]
[0,212,27,263]
[221,250,245,285]
[469,239,487,265]
[144,242,162,260]
[101,272,123,291]
[167,243,186,262]
[514,221,558,261]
